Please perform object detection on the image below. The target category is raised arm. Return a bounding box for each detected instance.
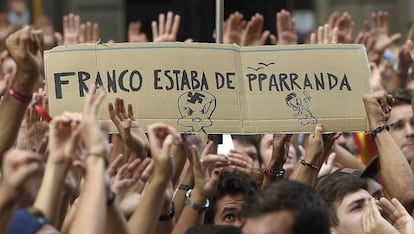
[261,134,291,189]
[0,150,42,233]
[290,124,324,186]
[0,26,41,161]
[33,113,81,226]
[172,142,221,234]
[363,91,414,211]
[69,85,109,234]
[108,97,149,160]
[128,123,180,234]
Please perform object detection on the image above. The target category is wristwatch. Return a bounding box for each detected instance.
[184,189,209,212]
[159,202,175,221]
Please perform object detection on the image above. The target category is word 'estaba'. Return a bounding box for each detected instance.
[246,72,352,92]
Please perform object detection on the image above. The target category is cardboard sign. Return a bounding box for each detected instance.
[44,42,370,133]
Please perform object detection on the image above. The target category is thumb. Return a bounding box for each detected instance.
[270,34,277,45]
[387,33,402,46]
[205,169,220,194]
[54,32,63,46]
[161,134,174,153]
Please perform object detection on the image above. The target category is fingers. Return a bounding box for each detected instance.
[133,157,151,180]
[191,145,202,176]
[171,14,181,37]
[158,12,165,36]
[107,154,125,177]
[312,124,323,140]
[201,154,230,166]
[151,20,158,41]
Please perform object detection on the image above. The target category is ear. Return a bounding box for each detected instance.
[330,227,338,234]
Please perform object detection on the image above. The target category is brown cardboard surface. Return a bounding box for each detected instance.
[44,42,370,133]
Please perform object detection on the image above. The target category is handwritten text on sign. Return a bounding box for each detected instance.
[44,43,370,133]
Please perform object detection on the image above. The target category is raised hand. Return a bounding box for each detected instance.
[272,9,297,45]
[227,149,254,175]
[0,149,42,199]
[55,13,81,46]
[128,21,148,43]
[147,122,180,179]
[334,12,354,43]
[397,23,414,75]
[379,197,414,234]
[111,158,151,204]
[222,11,244,45]
[366,11,401,64]
[310,24,338,44]
[79,21,100,43]
[362,90,393,131]
[79,85,108,156]
[108,97,149,159]
[48,113,81,164]
[152,11,180,42]
[6,26,42,80]
[363,199,399,234]
[241,13,270,46]
[191,142,221,201]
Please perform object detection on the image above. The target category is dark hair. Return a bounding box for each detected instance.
[185,224,241,234]
[285,92,298,103]
[315,169,368,226]
[242,180,330,234]
[205,171,259,224]
[390,88,412,107]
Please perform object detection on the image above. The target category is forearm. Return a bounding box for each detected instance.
[376,131,414,210]
[105,202,129,234]
[69,157,107,234]
[333,144,365,170]
[155,202,175,234]
[172,189,206,234]
[128,174,169,234]
[173,165,194,219]
[61,198,78,234]
[0,95,29,156]
[33,160,70,225]
[262,146,285,189]
[0,187,17,234]
[171,145,187,187]
[290,155,320,186]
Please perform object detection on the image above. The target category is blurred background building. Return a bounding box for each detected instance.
[4,0,414,43]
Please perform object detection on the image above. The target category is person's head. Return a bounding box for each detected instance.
[205,171,259,227]
[231,134,260,168]
[388,89,414,161]
[315,170,372,234]
[185,224,241,234]
[242,180,330,234]
[286,92,302,110]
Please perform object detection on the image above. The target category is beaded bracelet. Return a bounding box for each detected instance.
[8,87,31,103]
[299,159,320,170]
[263,168,285,181]
[370,124,390,141]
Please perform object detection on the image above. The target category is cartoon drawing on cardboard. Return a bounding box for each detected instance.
[177,91,217,133]
[285,90,317,125]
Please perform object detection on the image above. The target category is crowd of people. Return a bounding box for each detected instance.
[1,6,414,234]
